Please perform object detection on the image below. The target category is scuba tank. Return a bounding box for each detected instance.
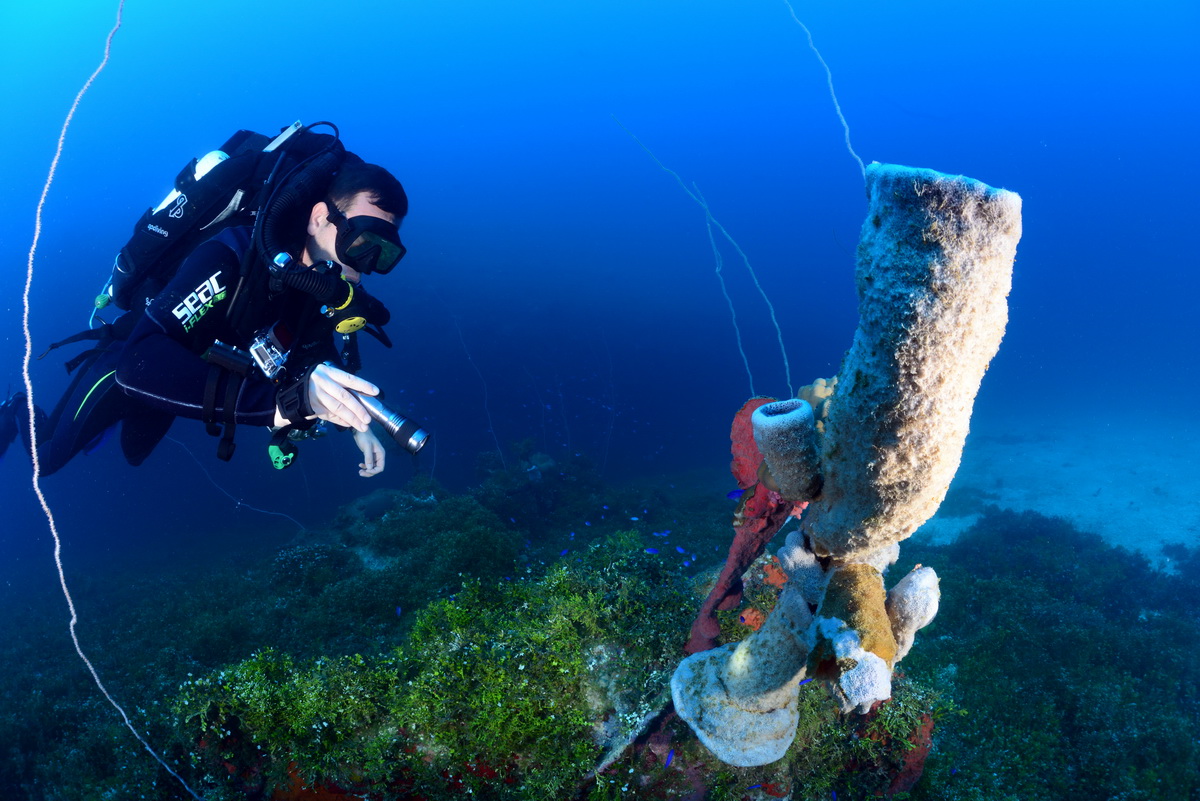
[94,121,336,322]
[151,149,229,215]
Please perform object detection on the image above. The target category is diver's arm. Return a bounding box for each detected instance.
[117,322,278,425]
[115,241,277,425]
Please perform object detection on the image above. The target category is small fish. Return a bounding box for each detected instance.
[727,489,745,500]
[395,606,402,617]
[645,548,659,554]
[560,549,569,556]
[569,532,575,539]
[676,546,686,554]
[652,531,669,537]
[747,785,761,791]
[603,505,609,510]
[585,521,592,527]
[799,678,813,686]
[665,749,674,768]
[630,516,639,521]
[510,517,516,524]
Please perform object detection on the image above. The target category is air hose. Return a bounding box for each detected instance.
[274,263,352,308]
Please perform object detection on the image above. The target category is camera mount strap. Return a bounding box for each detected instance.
[275,363,319,425]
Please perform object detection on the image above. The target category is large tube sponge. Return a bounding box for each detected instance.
[804,163,1021,559]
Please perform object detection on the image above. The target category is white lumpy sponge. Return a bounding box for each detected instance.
[886,565,940,662]
[777,529,827,606]
[817,616,892,714]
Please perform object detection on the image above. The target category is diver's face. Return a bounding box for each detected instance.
[305,192,396,283]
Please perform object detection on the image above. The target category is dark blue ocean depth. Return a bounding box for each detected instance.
[1,0,1196,585]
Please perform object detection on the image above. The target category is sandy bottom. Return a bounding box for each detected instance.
[911,408,1200,568]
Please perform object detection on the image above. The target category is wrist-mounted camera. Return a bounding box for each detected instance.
[249,321,293,379]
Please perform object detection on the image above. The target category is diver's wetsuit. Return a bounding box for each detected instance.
[4,225,386,476]
[1,312,174,476]
[116,226,343,425]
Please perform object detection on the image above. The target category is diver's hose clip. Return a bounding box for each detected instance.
[268,425,299,469]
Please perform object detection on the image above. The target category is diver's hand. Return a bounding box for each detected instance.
[353,428,386,477]
[308,365,378,431]
[274,364,378,431]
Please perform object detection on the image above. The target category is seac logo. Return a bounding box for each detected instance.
[168,193,188,219]
[171,271,226,332]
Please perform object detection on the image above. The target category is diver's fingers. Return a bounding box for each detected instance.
[313,364,379,397]
[310,371,370,430]
[353,429,385,477]
[309,383,360,429]
[309,383,364,429]
[367,439,385,475]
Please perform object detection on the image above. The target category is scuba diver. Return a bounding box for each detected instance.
[0,122,417,478]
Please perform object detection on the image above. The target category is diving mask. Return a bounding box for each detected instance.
[325,201,407,275]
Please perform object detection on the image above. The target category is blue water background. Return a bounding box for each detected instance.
[0,0,1196,580]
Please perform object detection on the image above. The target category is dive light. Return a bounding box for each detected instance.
[352,391,430,455]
